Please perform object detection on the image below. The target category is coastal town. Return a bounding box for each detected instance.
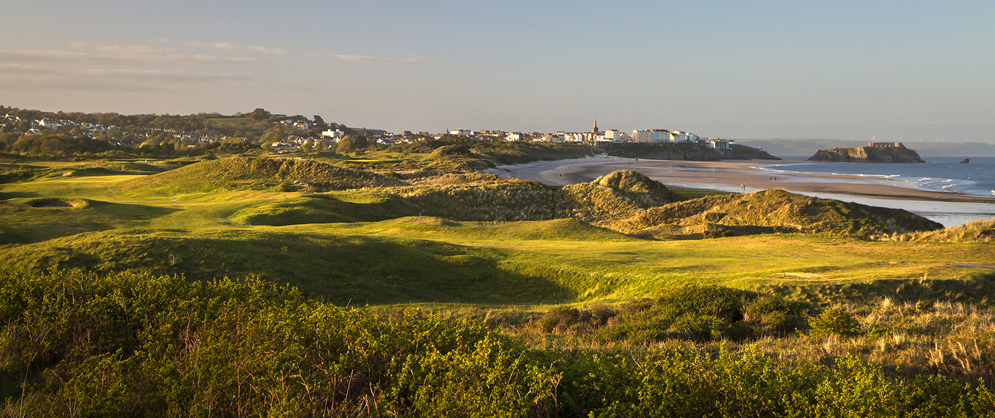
[1,108,733,154]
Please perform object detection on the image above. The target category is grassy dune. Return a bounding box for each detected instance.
[116,157,408,198]
[903,218,995,242]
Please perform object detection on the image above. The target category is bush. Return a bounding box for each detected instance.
[538,307,580,332]
[809,307,860,336]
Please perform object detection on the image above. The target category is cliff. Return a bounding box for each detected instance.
[807,144,924,163]
[603,143,781,161]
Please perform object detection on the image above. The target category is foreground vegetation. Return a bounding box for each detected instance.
[3,269,995,417]
[2,141,995,415]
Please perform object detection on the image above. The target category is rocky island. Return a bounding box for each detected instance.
[807,142,925,163]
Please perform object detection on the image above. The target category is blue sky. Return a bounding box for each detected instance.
[2,1,993,142]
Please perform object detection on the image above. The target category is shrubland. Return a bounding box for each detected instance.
[3,269,995,417]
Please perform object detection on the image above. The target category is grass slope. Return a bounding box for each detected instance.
[0,228,575,305]
[116,157,409,198]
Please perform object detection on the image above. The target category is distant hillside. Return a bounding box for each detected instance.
[807,143,925,163]
[735,138,995,158]
[116,157,409,197]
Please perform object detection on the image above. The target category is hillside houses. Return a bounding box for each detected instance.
[2,106,738,156]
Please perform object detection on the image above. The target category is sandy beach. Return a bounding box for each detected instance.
[485,156,995,227]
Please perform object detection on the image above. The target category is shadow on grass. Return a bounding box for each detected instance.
[4,229,576,305]
[233,194,416,225]
[0,200,180,245]
[761,273,995,307]
[83,200,180,221]
[0,191,41,200]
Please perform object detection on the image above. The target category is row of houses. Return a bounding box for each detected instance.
[3,114,116,136]
[442,125,734,150]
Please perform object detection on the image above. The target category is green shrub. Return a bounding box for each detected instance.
[538,307,581,332]
[809,307,860,336]
[656,285,751,321]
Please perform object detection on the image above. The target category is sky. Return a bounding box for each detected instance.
[2,1,994,143]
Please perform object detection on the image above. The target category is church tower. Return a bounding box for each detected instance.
[592,117,598,135]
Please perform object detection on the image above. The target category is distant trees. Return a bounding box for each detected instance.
[0,106,366,157]
[248,108,271,121]
[312,115,327,130]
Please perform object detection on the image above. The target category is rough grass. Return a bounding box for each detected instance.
[615,189,943,238]
[115,157,409,198]
[902,218,995,242]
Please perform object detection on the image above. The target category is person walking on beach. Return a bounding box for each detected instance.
[741,183,746,192]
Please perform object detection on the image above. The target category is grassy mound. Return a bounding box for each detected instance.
[560,170,685,221]
[351,217,635,242]
[26,197,88,209]
[903,218,995,242]
[116,157,409,197]
[0,228,575,305]
[424,144,497,171]
[230,192,416,226]
[619,189,943,238]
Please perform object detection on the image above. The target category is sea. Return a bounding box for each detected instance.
[760,156,995,198]
[755,156,995,227]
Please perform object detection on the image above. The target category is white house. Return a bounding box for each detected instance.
[604,129,624,142]
[37,118,59,129]
[321,129,344,140]
[505,132,522,141]
[708,139,730,150]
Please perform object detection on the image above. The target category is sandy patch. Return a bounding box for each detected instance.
[31,199,78,208]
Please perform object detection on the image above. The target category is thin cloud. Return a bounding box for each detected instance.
[332,54,423,65]
[185,41,289,55]
[305,52,427,65]
[0,64,250,84]
[0,47,253,64]
[0,50,91,63]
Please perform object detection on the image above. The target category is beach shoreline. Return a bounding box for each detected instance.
[484,156,995,227]
[486,156,995,203]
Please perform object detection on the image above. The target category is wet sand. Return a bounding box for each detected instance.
[486,155,995,203]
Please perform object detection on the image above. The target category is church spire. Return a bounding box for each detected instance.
[592,117,598,134]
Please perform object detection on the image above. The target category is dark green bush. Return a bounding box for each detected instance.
[539,307,581,332]
[809,307,861,336]
[656,285,752,321]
